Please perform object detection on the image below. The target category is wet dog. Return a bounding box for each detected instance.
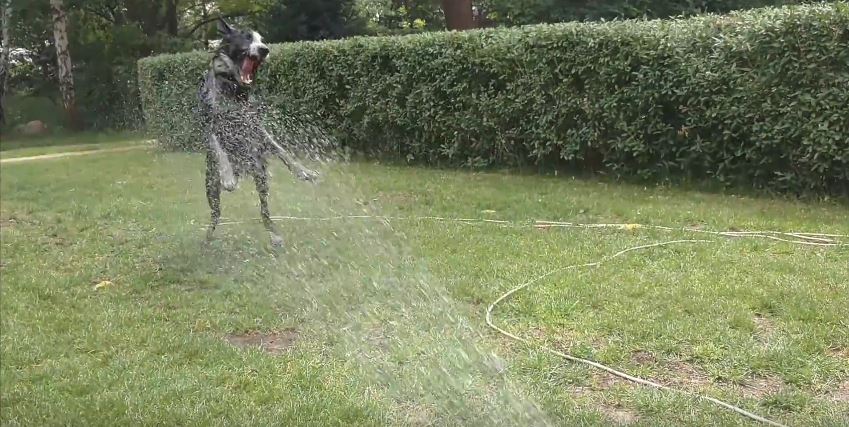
[197,19,317,247]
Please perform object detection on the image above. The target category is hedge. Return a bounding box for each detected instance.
[139,3,849,194]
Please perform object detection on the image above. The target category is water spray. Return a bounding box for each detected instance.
[210,214,846,426]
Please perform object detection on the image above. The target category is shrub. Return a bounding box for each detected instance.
[481,0,811,26]
[3,95,64,132]
[138,3,849,194]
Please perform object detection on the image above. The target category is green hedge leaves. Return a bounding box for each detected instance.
[139,3,849,194]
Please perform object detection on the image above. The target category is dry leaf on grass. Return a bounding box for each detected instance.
[93,280,114,290]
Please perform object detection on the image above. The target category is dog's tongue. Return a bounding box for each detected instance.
[241,57,257,84]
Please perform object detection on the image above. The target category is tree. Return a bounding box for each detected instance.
[0,0,10,127]
[50,0,81,129]
[253,0,363,43]
[440,0,474,30]
[165,0,179,35]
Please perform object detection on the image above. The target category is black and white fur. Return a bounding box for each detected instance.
[197,19,317,247]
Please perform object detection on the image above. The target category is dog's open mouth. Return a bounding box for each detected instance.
[240,56,262,85]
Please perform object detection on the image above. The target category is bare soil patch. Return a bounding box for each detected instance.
[631,350,657,366]
[591,371,633,391]
[376,191,418,206]
[753,314,776,341]
[225,329,299,355]
[826,346,848,359]
[395,402,438,426]
[599,405,639,425]
[666,361,712,390]
[831,380,849,403]
[740,376,784,399]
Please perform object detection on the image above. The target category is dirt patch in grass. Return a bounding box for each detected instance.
[826,346,848,359]
[741,376,784,399]
[1,212,41,231]
[567,371,635,401]
[0,214,26,229]
[395,402,438,426]
[823,348,848,403]
[599,405,639,425]
[365,326,391,354]
[525,325,581,350]
[225,329,299,355]
[592,371,635,391]
[524,325,549,342]
[753,314,776,341]
[631,350,657,366]
[572,374,639,424]
[376,191,418,206]
[666,361,712,390]
[830,381,849,403]
[570,385,594,398]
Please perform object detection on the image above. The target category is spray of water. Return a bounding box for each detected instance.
[161,95,555,426]
[151,84,841,426]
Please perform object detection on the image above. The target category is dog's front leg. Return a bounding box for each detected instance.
[205,149,222,243]
[260,128,318,182]
[209,133,237,191]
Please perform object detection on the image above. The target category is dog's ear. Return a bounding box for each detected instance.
[217,18,234,36]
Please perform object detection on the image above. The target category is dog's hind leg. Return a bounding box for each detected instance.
[253,164,284,248]
[205,150,222,242]
[209,133,237,191]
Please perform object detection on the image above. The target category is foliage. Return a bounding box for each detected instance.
[251,0,365,42]
[5,0,200,131]
[3,94,63,129]
[7,0,816,132]
[140,3,849,194]
[138,50,208,148]
[476,0,811,26]
[5,0,361,131]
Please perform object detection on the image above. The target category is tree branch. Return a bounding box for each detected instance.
[79,5,115,23]
[185,13,248,35]
[181,0,210,14]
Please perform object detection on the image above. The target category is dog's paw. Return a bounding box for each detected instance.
[296,168,319,183]
[220,175,237,192]
[203,229,217,247]
[270,232,285,249]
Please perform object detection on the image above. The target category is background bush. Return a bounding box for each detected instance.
[139,3,849,194]
[477,0,811,26]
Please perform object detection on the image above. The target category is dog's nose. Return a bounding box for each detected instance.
[258,46,270,59]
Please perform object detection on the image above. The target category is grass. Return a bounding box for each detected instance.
[0,131,147,157]
[1,141,847,426]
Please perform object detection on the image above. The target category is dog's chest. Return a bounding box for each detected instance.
[221,135,268,176]
[212,108,270,176]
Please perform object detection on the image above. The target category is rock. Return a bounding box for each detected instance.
[15,120,49,136]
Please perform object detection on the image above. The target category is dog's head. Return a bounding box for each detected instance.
[216,19,269,86]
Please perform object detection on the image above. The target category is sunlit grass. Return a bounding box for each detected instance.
[1,144,847,426]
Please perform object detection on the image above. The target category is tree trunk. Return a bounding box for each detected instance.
[0,0,11,128]
[165,0,179,36]
[50,0,82,130]
[441,0,475,31]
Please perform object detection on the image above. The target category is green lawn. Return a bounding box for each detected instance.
[0,131,147,158]
[1,143,847,426]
